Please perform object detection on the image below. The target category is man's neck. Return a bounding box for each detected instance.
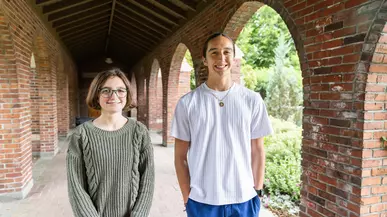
[206,75,233,91]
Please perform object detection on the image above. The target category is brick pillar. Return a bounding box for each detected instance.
[0,15,33,199]
[231,57,241,84]
[148,60,163,132]
[56,59,69,137]
[165,44,187,146]
[68,64,78,128]
[130,73,137,120]
[136,74,146,125]
[33,44,58,157]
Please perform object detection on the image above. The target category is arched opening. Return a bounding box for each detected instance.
[223,2,305,215]
[148,60,163,133]
[31,36,59,157]
[30,52,40,144]
[165,43,193,146]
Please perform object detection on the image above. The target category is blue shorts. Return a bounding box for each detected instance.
[186,196,261,217]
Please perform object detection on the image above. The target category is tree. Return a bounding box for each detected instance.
[236,6,299,70]
[184,51,196,90]
[265,34,303,124]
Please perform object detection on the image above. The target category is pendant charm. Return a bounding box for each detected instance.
[219,101,224,107]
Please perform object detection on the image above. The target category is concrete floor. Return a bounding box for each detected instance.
[0,131,275,217]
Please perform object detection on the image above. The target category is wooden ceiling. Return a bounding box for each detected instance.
[34,0,212,67]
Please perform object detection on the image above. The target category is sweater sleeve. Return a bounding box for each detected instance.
[131,126,155,217]
[66,128,100,217]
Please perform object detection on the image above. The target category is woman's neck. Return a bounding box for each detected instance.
[94,112,127,131]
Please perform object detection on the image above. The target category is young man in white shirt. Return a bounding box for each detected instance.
[171,32,273,217]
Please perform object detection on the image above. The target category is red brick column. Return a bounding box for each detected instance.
[136,72,147,125]
[33,37,58,157]
[56,57,69,137]
[165,43,188,146]
[130,73,137,119]
[148,60,163,132]
[0,12,33,199]
[68,64,79,128]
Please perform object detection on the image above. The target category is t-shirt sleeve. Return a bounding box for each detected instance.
[170,98,190,142]
[251,93,273,139]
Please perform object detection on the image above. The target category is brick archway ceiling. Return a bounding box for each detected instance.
[34,0,212,67]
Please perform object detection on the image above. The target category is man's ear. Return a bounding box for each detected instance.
[202,57,208,66]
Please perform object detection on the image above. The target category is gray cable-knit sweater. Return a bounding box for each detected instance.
[66,118,154,217]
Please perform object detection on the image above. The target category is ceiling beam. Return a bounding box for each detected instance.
[42,0,92,14]
[114,16,162,40]
[62,26,108,43]
[48,0,111,22]
[68,38,105,51]
[149,0,187,19]
[125,0,179,25]
[110,25,157,47]
[110,27,153,48]
[104,0,117,53]
[36,0,60,6]
[67,37,106,50]
[113,19,159,44]
[67,34,106,47]
[110,34,150,52]
[52,7,110,28]
[110,29,153,50]
[108,42,144,56]
[66,34,107,48]
[114,10,167,36]
[57,16,109,35]
[115,1,172,32]
[60,22,108,39]
[177,0,196,11]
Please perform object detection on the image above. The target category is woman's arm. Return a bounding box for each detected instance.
[66,130,99,217]
[131,129,155,217]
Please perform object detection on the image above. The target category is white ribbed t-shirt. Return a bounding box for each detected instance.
[171,83,273,205]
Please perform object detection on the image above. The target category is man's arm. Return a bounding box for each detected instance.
[251,137,265,190]
[174,138,191,204]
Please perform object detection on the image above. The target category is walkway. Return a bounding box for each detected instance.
[0,132,274,217]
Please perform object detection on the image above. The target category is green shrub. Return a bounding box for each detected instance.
[264,117,302,202]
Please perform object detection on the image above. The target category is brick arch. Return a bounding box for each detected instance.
[359,17,387,215]
[56,53,69,137]
[165,43,193,146]
[148,59,163,132]
[31,35,58,157]
[0,9,33,199]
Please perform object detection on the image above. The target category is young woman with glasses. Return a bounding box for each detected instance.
[66,68,154,217]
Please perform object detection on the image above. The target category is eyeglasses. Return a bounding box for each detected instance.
[99,87,128,98]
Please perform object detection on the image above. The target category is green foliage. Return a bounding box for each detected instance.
[265,35,303,124]
[264,117,302,203]
[236,6,299,69]
[184,51,196,90]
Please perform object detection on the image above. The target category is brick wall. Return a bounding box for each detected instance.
[132,0,387,216]
[0,0,77,199]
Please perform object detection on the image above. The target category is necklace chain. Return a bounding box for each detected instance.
[206,83,233,107]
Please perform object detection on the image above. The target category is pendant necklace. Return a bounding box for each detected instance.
[207,84,233,107]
